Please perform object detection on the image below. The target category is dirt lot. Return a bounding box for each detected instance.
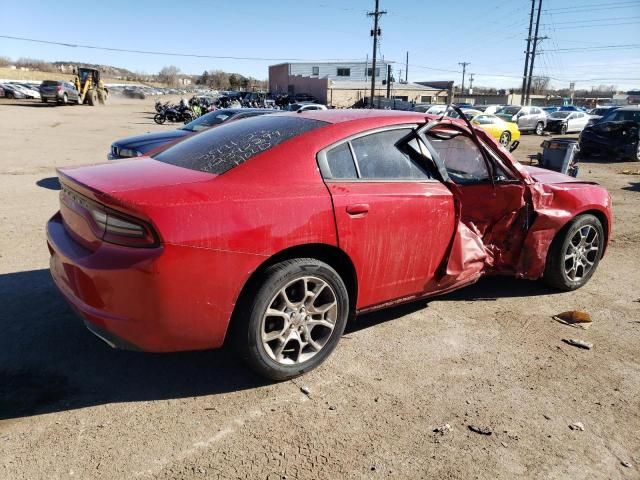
[0,98,639,480]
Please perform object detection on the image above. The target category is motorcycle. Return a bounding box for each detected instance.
[154,104,194,125]
[154,100,171,113]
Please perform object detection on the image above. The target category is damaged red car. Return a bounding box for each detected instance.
[47,110,612,380]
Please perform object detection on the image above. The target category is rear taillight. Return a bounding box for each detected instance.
[61,184,159,247]
[56,85,62,92]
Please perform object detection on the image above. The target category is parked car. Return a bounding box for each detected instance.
[477,105,504,115]
[559,105,586,112]
[12,83,41,99]
[545,111,592,135]
[109,108,273,159]
[447,108,484,120]
[587,106,619,125]
[496,106,547,135]
[123,88,145,99]
[579,106,640,161]
[0,83,26,99]
[426,104,448,115]
[470,113,521,146]
[412,103,431,113]
[287,103,328,112]
[40,80,81,105]
[0,85,5,97]
[47,110,612,380]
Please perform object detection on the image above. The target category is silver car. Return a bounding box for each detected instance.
[496,106,547,135]
[39,80,81,105]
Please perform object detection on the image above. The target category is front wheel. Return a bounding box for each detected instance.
[235,258,349,381]
[499,131,511,147]
[153,113,166,125]
[560,123,568,135]
[544,214,604,291]
[535,122,545,136]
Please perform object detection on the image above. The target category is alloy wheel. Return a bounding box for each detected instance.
[564,225,600,282]
[261,276,338,365]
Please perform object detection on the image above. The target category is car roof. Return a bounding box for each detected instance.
[616,105,640,111]
[286,109,431,125]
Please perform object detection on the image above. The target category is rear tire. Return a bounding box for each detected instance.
[535,122,544,136]
[234,258,349,381]
[62,93,68,105]
[560,123,567,135]
[544,214,604,291]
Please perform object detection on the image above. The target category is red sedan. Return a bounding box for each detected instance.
[47,110,612,380]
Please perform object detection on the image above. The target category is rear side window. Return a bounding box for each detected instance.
[325,143,357,179]
[351,129,429,180]
[153,116,327,175]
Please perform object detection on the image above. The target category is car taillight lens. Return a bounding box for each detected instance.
[56,85,62,92]
[62,184,159,247]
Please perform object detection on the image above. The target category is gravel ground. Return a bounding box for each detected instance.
[0,98,639,479]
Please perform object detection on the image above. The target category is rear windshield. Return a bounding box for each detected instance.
[153,115,327,175]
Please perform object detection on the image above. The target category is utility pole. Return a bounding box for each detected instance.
[405,51,409,83]
[521,0,535,105]
[458,62,470,96]
[525,0,544,105]
[386,64,392,98]
[468,73,474,94]
[367,0,387,108]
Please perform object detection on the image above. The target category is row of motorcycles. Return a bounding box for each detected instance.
[153,99,202,125]
[153,93,297,125]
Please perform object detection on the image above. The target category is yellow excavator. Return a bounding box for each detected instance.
[74,67,108,105]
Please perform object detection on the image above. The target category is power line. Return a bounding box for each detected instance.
[543,0,639,11]
[0,34,365,62]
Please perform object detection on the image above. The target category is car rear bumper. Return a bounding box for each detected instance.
[41,93,63,101]
[46,212,239,352]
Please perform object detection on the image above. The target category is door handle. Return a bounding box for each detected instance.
[346,203,369,216]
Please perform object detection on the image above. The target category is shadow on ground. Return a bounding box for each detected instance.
[0,270,555,421]
[36,177,61,190]
[0,269,270,421]
[623,181,640,192]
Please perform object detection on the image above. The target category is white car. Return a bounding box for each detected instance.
[482,105,504,115]
[545,111,593,135]
[11,83,41,99]
[426,104,448,115]
[289,103,328,112]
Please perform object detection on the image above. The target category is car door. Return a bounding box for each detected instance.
[573,112,588,132]
[517,107,532,130]
[318,126,457,309]
[420,124,529,274]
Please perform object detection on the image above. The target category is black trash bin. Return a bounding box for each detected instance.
[539,138,579,177]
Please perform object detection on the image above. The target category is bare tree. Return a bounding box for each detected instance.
[158,65,181,87]
[530,76,550,94]
[0,56,11,67]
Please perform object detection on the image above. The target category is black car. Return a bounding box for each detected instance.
[579,106,640,161]
[108,108,274,159]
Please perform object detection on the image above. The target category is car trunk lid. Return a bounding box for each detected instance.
[57,158,216,250]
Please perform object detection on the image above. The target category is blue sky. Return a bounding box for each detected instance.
[1,0,639,90]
